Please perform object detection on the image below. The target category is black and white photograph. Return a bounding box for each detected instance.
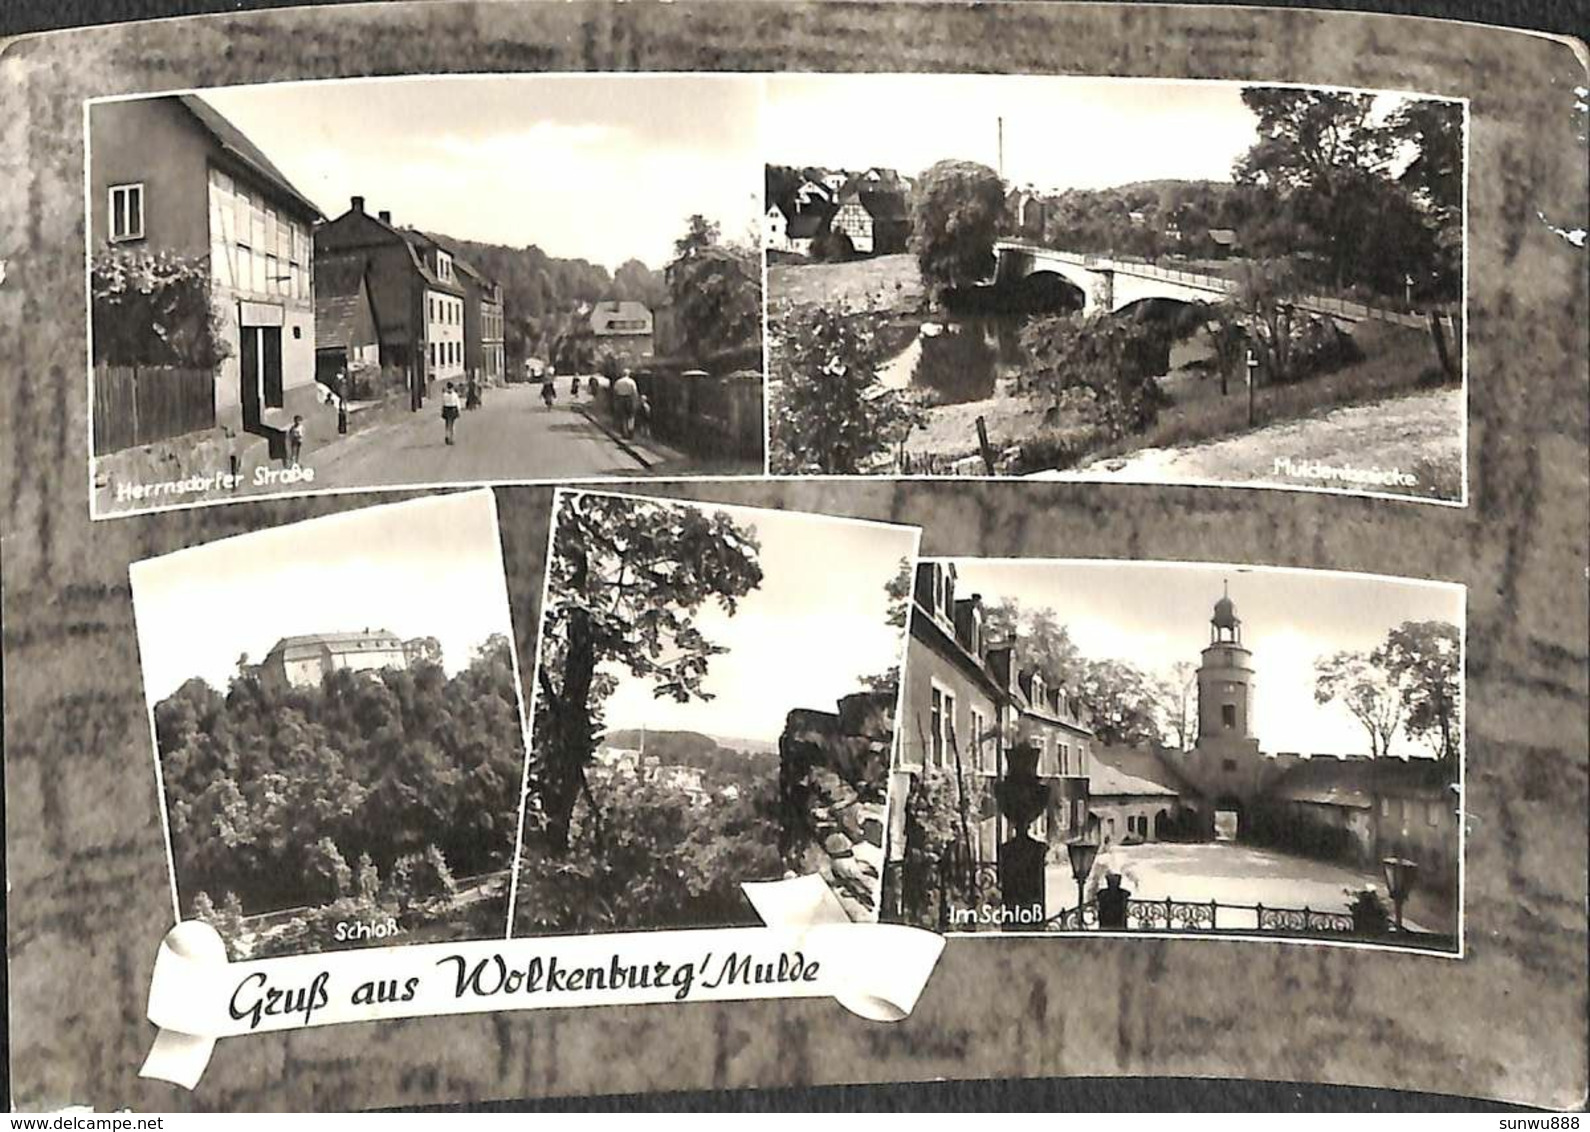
[511,489,919,937]
[129,490,530,959]
[884,558,1463,953]
[88,74,767,518]
[765,76,1465,502]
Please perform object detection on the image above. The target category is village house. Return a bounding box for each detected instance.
[313,198,466,408]
[1206,228,1240,258]
[589,299,655,366]
[1006,189,1048,239]
[89,94,322,456]
[767,196,835,256]
[251,629,415,693]
[831,185,911,256]
[420,232,506,386]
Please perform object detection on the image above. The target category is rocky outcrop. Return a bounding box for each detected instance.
[778,690,894,921]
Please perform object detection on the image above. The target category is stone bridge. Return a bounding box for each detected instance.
[993,240,1430,330]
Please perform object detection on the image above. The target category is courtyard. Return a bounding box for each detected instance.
[1044,841,1454,936]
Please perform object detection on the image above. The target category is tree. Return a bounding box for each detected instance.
[1072,659,1167,748]
[530,493,764,853]
[1375,620,1461,765]
[861,557,914,698]
[1019,312,1171,440]
[1235,88,1389,288]
[674,214,722,260]
[666,214,761,361]
[983,599,1085,691]
[1314,650,1404,758]
[1232,258,1302,384]
[1164,661,1199,751]
[768,302,925,474]
[1387,99,1464,300]
[910,160,1007,299]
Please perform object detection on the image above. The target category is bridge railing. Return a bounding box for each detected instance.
[995,242,1446,329]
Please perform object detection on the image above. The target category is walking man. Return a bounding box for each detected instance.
[612,368,639,439]
[441,382,462,445]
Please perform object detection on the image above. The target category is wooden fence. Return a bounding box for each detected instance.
[93,364,215,456]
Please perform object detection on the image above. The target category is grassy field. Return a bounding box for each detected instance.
[1094,322,1449,463]
[767,253,926,313]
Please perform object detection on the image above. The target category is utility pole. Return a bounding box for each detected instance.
[997,116,1004,180]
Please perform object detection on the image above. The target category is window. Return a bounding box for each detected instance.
[109,183,144,241]
[929,688,944,767]
[970,708,987,772]
[1221,703,1237,729]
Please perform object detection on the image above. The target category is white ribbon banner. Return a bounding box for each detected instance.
[140,874,944,1089]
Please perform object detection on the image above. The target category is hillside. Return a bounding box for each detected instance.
[437,236,666,366]
[601,729,780,771]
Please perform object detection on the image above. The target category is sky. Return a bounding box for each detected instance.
[946,559,1464,759]
[131,490,517,703]
[569,495,919,745]
[764,75,1421,194]
[195,75,765,270]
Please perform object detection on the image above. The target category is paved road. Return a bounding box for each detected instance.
[306,384,648,489]
[1045,841,1448,934]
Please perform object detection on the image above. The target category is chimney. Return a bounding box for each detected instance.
[351,195,365,213]
[379,210,391,224]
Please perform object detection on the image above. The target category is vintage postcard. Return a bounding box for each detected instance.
[884,558,1464,954]
[512,488,920,935]
[88,73,768,519]
[765,75,1465,503]
[128,490,531,958]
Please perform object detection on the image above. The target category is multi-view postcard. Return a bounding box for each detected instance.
[89,74,768,518]
[883,559,1464,953]
[7,0,1587,1116]
[765,75,1465,503]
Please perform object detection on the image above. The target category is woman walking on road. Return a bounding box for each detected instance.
[441,383,462,445]
[541,375,557,410]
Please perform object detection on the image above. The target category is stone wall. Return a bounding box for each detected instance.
[777,690,894,921]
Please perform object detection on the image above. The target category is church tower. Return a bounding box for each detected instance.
[1197,582,1256,742]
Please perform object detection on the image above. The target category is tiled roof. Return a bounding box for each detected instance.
[1090,745,1188,798]
[313,257,372,348]
[177,95,322,220]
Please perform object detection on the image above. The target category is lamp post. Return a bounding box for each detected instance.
[1381,855,1420,931]
[336,369,349,435]
[1066,828,1100,929]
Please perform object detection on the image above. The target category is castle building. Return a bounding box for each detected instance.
[252,629,416,692]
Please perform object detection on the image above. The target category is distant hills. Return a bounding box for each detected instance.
[601,729,780,772]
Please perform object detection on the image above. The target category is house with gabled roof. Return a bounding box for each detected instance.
[831,186,911,256]
[314,197,467,408]
[419,231,506,385]
[88,93,323,456]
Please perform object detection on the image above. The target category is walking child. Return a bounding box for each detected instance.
[287,415,305,467]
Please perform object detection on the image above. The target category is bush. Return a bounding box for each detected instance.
[386,844,457,914]
[810,229,855,263]
[306,837,353,902]
[190,889,249,959]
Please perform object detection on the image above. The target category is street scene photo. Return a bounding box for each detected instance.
[512,489,919,936]
[88,75,767,517]
[765,76,1464,501]
[883,558,1463,952]
[129,491,529,959]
